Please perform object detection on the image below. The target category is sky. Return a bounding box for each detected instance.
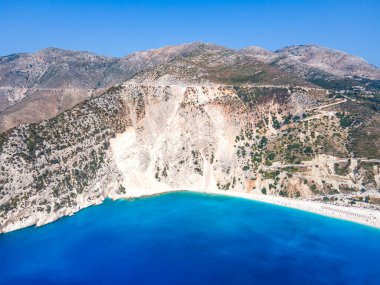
[1,0,379,66]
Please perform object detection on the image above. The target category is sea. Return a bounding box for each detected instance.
[1,191,380,285]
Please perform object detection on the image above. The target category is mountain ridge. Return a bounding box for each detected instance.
[1,42,379,133]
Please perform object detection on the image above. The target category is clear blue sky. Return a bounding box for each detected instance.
[1,0,379,66]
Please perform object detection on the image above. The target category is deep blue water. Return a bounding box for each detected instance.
[1,192,380,285]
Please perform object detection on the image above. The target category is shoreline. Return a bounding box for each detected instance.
[184,189,380,229]
[2,189,380,234]
[118,188,380,229]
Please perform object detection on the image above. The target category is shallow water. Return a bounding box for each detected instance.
[1,192,380,285]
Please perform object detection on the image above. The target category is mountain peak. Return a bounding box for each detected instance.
[240,46,275,62]
[124,42,228,61]
[37,47,66,53]
[36,47,75,56]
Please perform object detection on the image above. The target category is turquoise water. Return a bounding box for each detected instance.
[1,192,380,285]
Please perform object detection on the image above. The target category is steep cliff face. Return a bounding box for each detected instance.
[0,83,248,232]
[1,78,379,232]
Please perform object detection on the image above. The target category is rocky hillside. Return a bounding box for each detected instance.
[1,43,380,233]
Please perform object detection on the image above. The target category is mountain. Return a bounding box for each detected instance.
[0,48,117,132]
[2,43,380,133]
[0,43,380,233]
[131,43,311,86]
[242,44,380,90]
[277,45,380,80]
